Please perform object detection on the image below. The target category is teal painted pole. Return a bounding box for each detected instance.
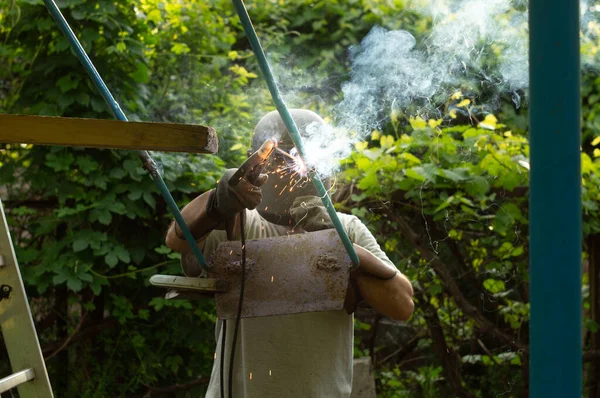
[43,0,208,269]
[231,0,359,268]
[529,0,581,396]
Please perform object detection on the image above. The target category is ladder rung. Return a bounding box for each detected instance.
[0,368,36,394]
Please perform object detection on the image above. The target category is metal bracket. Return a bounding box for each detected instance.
[0,284,12,302]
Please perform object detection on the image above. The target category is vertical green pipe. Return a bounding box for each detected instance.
[529,0,581,396]
[43,0,208,269]
[231,0,359,268]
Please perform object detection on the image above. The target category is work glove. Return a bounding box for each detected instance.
[207,139,276,220]
[289,195,334,231]
[207,169,268,219]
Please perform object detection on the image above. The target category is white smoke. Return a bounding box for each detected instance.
[275,0,600,177]
[301,122,355,178]
[335,0,529,136]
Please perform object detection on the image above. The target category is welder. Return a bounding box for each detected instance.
[165,109,414,398]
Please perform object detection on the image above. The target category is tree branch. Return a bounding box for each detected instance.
[422,297,475,398]
[42,318,118,357]
[391,213,526,351]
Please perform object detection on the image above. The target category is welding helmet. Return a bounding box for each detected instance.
[251,109,330,226]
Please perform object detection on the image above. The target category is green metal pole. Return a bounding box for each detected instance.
[43,0,208,269]
[529,0,581,396]
[231,0,359,268]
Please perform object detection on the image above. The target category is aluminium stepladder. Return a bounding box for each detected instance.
[0,199,53,397]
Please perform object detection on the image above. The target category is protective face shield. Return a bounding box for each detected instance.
[250,109,331,226]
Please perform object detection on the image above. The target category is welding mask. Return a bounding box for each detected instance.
[250,109,331,226]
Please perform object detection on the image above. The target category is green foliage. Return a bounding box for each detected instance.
[2,0,600,397]
[339,89,600,395]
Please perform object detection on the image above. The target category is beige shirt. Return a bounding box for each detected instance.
[200,209,395,398]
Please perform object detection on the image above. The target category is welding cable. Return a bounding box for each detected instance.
[43,0,209,271]
[228,211,246,398]
[220,319,227,398]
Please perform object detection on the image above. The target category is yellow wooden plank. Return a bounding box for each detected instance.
[0,114,218,154]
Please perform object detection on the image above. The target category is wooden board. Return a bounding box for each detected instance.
[0,114,218,154]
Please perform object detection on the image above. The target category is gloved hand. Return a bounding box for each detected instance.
[289,195,333,231]
[207,169,268,219]
[207,139,275,220]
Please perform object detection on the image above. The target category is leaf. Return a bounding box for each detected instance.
[409,116,427,130]
[109,201,127,215]
[438,168,468,182]
[76,156,98,174]
[58,94,75,109]
[109,168,127,179]
[511,246,524,257]
[171,42,190,55]
[457,99,471,107]
[380,135,395,148]
[123,159,142,178]
[354,141,368,151]
[451,90,462,100]
[67,277,83,292]
[143,191,156,209]
[357,172,378,191]
[404,168,426,181]
[90,277,108,295]
[146,9,161,24]
[56,74,79,93]
[427,283,443,295]
[105,252,118,268]
[483,279,506,294]
[46,152,75,172]
[132,63,150,83]
[400,152,421,165]
[434,196,454,213]
[73,239,89,252]
[479,114,497,130]
[465,176,490,196]
[114,246,131,263]
[90,208,112,225]
[356,157,372,171]
[75,91,90,106]
[91,97,106,113]
[155,245,172,255]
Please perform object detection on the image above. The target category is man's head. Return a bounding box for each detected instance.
[251,109,331,226]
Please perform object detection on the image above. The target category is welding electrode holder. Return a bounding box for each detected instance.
[228,139,277,187]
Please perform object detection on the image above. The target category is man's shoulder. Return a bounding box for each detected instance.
[336,212,362,229]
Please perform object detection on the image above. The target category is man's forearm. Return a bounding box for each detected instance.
[352,244,414,321]
[165,189,229,253]
[356,272,414,321]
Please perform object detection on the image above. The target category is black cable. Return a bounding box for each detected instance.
[228,211,246,398]
[220,319,227,398]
